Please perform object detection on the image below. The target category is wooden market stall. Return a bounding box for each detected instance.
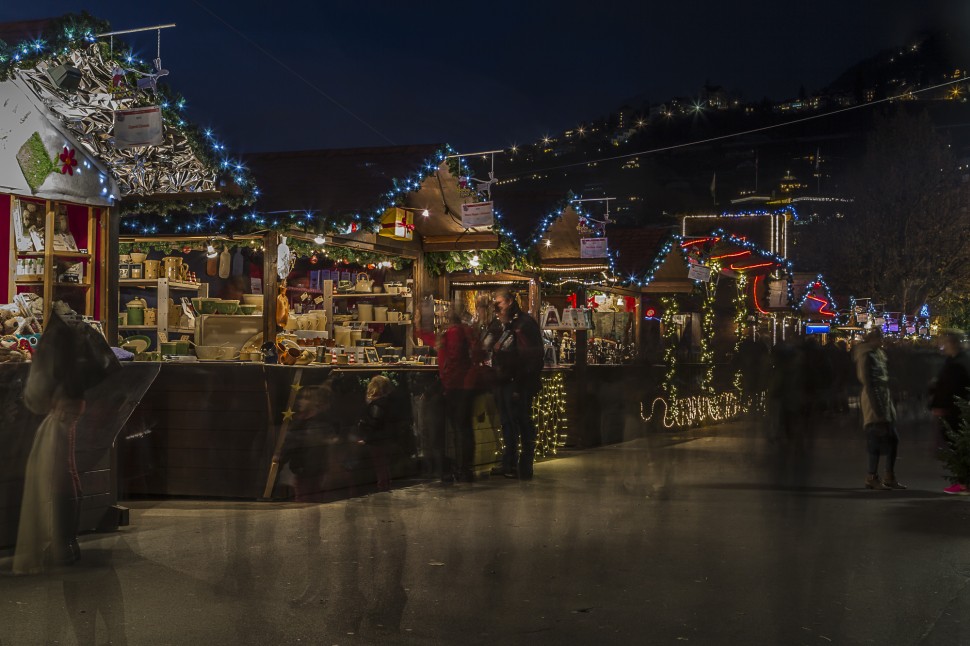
[0,15,253,546]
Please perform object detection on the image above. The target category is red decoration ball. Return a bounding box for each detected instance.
[310,254,318,265]
[182,245,191,254]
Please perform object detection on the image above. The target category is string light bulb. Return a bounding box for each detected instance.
[422,209,430,218]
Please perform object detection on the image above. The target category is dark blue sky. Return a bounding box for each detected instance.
[3,1,966,153]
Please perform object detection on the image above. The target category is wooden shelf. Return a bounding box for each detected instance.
[52,251,91,260]
[15,281,44,286]
[331,293,412,299]
[170,328,196,334]
[544,326,593,331]
[52,283,92,289]
[120,325,156,330]
[120,279,201,290]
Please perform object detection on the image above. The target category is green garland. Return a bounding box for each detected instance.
[425,238,535,276]
[660,295,679,402]
[286,237,413,270]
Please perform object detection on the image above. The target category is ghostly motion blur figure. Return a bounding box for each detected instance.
[14,313,119,574]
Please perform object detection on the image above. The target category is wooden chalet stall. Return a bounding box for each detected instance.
[115,145,520,500]
[0,15,249,546]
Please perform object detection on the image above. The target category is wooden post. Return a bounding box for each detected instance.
[42,200,53,326]
[261,367,303,500]
[262,231,278,346]
[104,207,119,342]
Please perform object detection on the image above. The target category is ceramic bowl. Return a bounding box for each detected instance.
[214,300,239,315]
[239,304,257,315]
[129,252,147,264]
[195,345,232,361]
[242,294,263,307]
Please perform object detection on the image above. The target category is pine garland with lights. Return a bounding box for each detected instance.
[698,262,719,394]
[660,296,680,402]
[531,372,569,457]
[732,274,748,393]
[425,238,535,276]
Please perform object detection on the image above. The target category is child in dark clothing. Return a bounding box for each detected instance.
[358,375,395,490]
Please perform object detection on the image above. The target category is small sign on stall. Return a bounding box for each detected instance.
[460,201,494,228]
[580,237,608,258]
[687,264,713,282]
[113,106,164,148]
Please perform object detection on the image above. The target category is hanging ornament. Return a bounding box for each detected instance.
[59,146,77,175]
[310,254,318,265]
[277,236,292,280]
[181,245,191,254]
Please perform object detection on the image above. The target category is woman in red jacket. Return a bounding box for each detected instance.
[437,308,481,482]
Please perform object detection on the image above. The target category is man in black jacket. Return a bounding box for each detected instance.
[490,289,544,480]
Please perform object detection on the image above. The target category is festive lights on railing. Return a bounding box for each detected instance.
[640,390,764,429]
[699,261,720,393]
[531,372,569,458]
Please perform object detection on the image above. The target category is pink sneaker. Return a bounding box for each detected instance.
[943,483,969,495]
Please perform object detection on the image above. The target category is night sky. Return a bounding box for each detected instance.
[4,1,967,154]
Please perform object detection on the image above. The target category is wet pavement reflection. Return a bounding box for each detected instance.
[2,412,969,645]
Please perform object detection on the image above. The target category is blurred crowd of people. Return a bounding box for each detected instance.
[734,329,970,494]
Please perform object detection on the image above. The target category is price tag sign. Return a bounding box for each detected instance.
[580,237,608,258]
[461,201,494,228]
[313,296,324,305]
[300,292,309,301]
[687,264,713,282]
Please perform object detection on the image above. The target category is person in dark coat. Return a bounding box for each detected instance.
[15,313,119,573]
[437,307,481,482]
[490,289,544,480]
[358,375,396,491]
[930,329,970,494]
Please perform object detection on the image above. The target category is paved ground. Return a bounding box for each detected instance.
[1,412,969,645]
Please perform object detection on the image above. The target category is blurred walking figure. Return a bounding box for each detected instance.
[853,329,905,490]
[490,289,543,480]
[14,314,119,574]
[929,329,970,495]
[358,375,396,491]
[437,306,480,482]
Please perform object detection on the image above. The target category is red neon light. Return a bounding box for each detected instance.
[680,237,720,248]
[710,250,751,261]
[805,294,836,317]
[752,275,768,314]
[729,261,774,271]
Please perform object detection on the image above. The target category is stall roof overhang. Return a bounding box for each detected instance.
[10,44,240,209]
[0,76,119,205]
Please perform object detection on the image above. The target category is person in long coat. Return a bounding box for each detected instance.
[853,329,905,490]
[14,313,119,574]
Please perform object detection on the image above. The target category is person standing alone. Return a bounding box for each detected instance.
[490,289,543,480]
[853,329,905,490]
[930,329,970,494]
